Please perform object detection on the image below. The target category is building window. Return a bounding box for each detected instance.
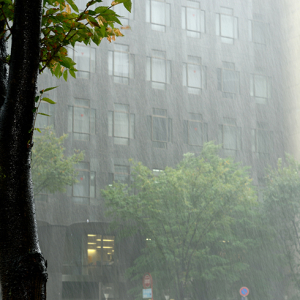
[249,20,268,45]
[63,232,115,277]
[68,99,96,141]
[183,113,208,146]
[182,1,205,38]
[35,99,55,130]
[216,7,238,44]
[217,62,239,99]
[252,122,273,156]
[153,169,164,176]
[146,50,171,90]
[218,118,241,156]
[108,44,134,85]
[108,104,135,145]
[110,165,131,185]
[70,162,96,201]
[183,56,206,95]
[148,108,172,149]
[146,0,171,32]
[250,74,271,104]
[113,0,133,26]
[72,43,96,79]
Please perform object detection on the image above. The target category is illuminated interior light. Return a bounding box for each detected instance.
[103,239,114,241]
[88,234,96,237]
[88,243,96,244]
[87,249,96,252]
[103,246,113,248]
[96,239,102,241]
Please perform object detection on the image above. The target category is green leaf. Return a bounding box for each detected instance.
[35,96,40,103]
[38,113,51,117]
[65,0,78,12]
[35,128,42,133]
[63,69,68,81]
[43,86,58,92]
[42,97,56,104]
[69,69,76,78]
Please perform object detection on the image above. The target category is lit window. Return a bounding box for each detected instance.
[182,1,205,38]
[85,234,115,267]
[71,162,96,201]
[108,104,135,145]
[250,74,271,104]
[216,7,238,44]
[62,232,115,277]
[252,122,273,156]
[217,62,239,99]
[146,0,171,32]
[146,50,171,90]
[183,56,206,95]
[108,44,134,85]
[72,44,96,79]
[249,20,268,45]
[68,99,96,141]
[183,113,207,146]
[148,108,172,149]
[218,118,242,156]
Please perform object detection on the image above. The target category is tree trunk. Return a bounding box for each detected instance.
[0,0,47,299]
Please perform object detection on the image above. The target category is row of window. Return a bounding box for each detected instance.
[71,45,271,102]
[38,101,274,153]
[111,0,267,45]
[76,0,267,46]
[36,118,273,202]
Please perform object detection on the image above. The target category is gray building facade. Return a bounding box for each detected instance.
[33,0,289,299]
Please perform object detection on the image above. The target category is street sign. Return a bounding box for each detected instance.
[143,289,152,298]
[143,274,152,289]
[239,287,249,297]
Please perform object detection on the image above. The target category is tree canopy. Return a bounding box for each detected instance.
[102,143,270,300]
[32,127,84,196]
[263,155,300,296]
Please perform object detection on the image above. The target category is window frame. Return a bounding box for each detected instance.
[218,118,242,152]
[217,62,240,98]
[183,56,206,94]
[108,44,134,84]
[147,50,171,90]
[181,1,205,38]
[72,43,96,79]
[250,74,271,104]
[108,103,135,145]
[146,0,171,32]
[149,108,172,149]
[70,162,96,202]
[68,99,96,141]
[216,8,238,44]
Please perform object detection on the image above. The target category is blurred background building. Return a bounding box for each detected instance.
[34,0,288,299]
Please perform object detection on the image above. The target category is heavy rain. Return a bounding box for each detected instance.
[1,0,300,300]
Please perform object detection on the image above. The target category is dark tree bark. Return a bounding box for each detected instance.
[0,0,47,299]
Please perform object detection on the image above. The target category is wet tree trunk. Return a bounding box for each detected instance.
[0,0,47,299]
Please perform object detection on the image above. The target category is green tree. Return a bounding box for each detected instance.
[102,143,264,300]
[263,155,300,297]
[32,127,84,196]
[0,0,131,298]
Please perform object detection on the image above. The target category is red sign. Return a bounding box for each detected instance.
[239,287,249,297]
[143,273,152,289]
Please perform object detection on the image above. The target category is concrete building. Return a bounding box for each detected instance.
[34,0,288,299]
